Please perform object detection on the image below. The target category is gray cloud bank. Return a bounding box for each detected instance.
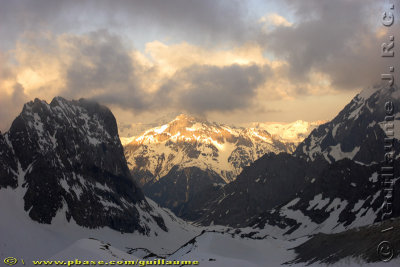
[0,0,252,49]
[64,31,269,114]
[262,0,399,90]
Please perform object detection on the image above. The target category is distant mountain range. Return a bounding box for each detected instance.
[121,114,323,214]
[122,114,304,184]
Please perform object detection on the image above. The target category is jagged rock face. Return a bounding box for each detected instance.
[0,97,166,233]
[123,114,294,186]
[143,166,225,216]
[295,85,400,164]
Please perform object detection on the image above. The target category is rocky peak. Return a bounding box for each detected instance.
[1,96,166,234]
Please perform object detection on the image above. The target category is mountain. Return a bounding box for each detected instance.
[180,152,323,224]
[186,154,398,233]
[0,97,166,233]
[143,166,225,216]
[295,85,400,163]
[182,85,400,237]
[1,93,399,266]
[122,114,294,214]
[123,114,293,184]
[4,95,399,266]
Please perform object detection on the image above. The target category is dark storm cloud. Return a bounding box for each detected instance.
[66,32,134,92]
[62,30,149,111]
[0,0,72,49]
[158,64,270,114]
[0,0,253,49]
[261,0,399,90]
[102,0,253,44]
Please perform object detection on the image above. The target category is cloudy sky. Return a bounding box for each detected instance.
[0,0,398,135]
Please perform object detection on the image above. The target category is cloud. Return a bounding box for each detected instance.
[0,81,29,132]
[260,0,398,90]
[1,0,393,129]
[1,30,274,121]
[61,30,150,111]
[0,84,28,130]
[0,0,253,49]
[259,13,293,30]
[157,64,270,113]
[145,41,274,70]
[60,32,270,113]
[0,24,367,132]
[0,51,28,131]
[57,32,277,114]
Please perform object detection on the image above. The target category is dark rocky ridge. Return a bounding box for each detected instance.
[288,217,400,265]
[0,97,166,233]
[249,157,400,231]
[143,166,225,216]
[180,153,328,226]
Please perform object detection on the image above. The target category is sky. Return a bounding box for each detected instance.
[0,0,398,135]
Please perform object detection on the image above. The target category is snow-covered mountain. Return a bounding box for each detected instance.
[122,114,296,214]
[0,97,166,233]
[123,114,293,185]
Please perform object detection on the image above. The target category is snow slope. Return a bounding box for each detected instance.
[0,185,200,265]
[0,185,308,267]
